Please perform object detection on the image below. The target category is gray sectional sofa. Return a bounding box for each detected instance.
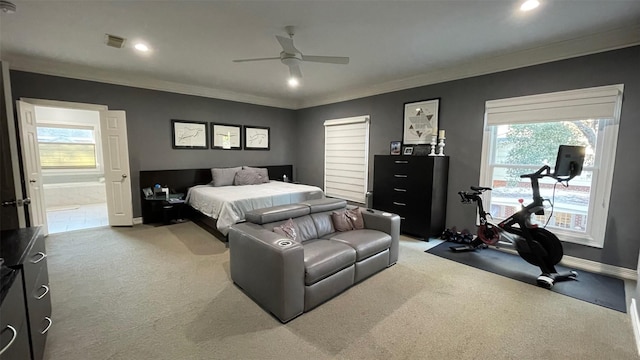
[228,198,401,322]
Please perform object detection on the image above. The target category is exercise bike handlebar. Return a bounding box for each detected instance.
[519,165,551,179]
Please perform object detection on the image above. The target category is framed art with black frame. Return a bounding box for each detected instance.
[171,119,209,149]
[244,125,270,150]
[403,98,440,145]
[211,123,242,150]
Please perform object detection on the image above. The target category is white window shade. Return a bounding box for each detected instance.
[486,85,623,125]
[324,115,370,203]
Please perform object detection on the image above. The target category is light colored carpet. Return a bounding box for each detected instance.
[42,222,638,360]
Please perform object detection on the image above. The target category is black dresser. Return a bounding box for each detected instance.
[373,155,449,240]
[0,227,51,360]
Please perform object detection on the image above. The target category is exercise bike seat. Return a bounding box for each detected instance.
[471,186,492,192]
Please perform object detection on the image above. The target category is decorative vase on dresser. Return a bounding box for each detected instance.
[372,155,449,240]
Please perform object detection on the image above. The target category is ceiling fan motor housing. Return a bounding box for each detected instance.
[280,52,302,66]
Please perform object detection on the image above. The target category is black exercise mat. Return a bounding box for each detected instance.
[426,242,626,313]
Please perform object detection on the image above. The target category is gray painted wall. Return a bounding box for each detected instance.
[9,71,297,218]
[295,45,640,269]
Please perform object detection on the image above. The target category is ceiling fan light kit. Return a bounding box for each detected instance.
[0,0,17,13]
[233,26,349,85]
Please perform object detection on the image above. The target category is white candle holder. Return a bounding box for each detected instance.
[428,135,437,156]
[437,137,446,156]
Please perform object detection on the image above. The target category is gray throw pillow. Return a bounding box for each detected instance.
[331,210,354,232]
[234,169,266,185]
[211,167,242,187]
[242,166,270,183]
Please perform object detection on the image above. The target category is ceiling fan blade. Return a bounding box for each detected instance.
[302,55,350,64]
[233,57,281,63]
[289,64,302,79]
[276,35,300,54]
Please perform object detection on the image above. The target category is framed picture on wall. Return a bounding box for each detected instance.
[211,123,241,150]
[244,125,270,150]
[171,119,209,149]
[403,98,439,145]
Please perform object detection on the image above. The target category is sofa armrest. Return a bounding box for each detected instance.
[362,210,401,265]
[228,222,305,322]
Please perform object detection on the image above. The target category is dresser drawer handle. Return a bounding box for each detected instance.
[35,285,50,300]
[41,317,53,335]
[31,252,47,264]
[400,217,406,220]
[0,325,17,355]
[394,160,408,164]
[393,202,406,206]
[393,188,407,192]
[393,174,407,178]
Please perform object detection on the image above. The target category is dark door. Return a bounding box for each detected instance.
[1,64,21,230]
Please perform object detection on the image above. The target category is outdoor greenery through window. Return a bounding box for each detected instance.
[481,85,623,248]
[488,120,597,234]
[37,126,97,169]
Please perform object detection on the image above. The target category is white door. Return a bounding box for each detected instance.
[100,110,133,226]
[16,100,48,234]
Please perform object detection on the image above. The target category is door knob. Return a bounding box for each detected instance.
[122,174,128,179]
[29,179,36,183]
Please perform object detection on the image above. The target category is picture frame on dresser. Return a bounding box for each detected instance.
[403,146,414,155]
[211,123,242,150]
[403,98,440,145]
[244,125,270,150]
[171,119,209,149]
[390,141,402,155]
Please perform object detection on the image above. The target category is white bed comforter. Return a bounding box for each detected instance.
[186,181,325,235]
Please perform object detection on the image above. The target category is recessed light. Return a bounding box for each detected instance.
[288,77,299,87]
[520,0,540,11]
[134,43,150,52]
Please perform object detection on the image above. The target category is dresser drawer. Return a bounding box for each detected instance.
[27,266,52,360]
[23,232,48,292]
[0,272,31,360]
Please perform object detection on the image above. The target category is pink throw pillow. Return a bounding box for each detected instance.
[346,207,365,229]
[331,210,354,232]
[273,218,298,242]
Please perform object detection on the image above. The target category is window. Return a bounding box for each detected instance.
[324,115,370,203]
[37,125,97,169]
[480,85,623,248]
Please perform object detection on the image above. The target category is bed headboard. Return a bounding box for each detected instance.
[139,165,293,195]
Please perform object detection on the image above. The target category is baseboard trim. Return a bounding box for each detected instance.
[631,299,640,356]
[492,246,637,281]
[133,217,143,225]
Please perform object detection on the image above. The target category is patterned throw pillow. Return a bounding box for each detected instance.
[346,207,365,229]
[273,218,298,242]
[242,166,270,183]
[234,169,266,185]
[331,210,354,232]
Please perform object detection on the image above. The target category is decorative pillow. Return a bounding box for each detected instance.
[346,207,365,229]
[273,218,298,242]
[233,169,266,186]
[331,210,354,232]
[211,167,242,187]
[242,166,270,183]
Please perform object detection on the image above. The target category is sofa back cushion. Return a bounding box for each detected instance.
[293,215,319,242]
[310,211,335,238]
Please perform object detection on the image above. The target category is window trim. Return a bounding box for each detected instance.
[323,115,370,204]
[479,84,624,248]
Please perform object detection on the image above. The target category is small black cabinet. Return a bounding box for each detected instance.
[142,194,185,224]
[373,155,449,240]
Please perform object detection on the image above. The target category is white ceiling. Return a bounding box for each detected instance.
[1,1,639,109]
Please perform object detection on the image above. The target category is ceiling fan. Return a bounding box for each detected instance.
[232,26,349,81]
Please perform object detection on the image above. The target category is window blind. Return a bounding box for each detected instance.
[324,115,370,203]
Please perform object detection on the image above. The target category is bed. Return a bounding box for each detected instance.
[186,181,324,236]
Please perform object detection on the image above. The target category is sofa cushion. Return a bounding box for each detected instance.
[302,239,356,285]
[310,211,335,238]
[294,215,319,242]
[330,229,392,261]
[246,204,310,224]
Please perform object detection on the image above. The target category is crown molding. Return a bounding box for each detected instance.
[300,23,640,109]
[2,54,299,109]
[3,23,639,111]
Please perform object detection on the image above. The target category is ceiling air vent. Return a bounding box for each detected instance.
[104,34,126,49]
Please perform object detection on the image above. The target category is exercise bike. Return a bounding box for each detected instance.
[452,145,586,289]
